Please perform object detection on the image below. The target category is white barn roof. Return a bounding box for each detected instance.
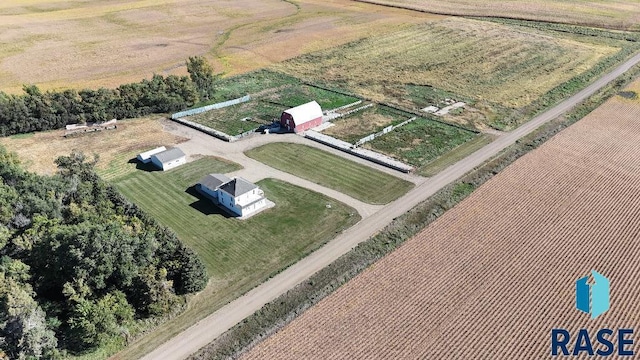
[283,101,322,127]
[137,146,167,161]
[152,148,185,164]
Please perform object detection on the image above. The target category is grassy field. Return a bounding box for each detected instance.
[111,157,360,359]
[262,84,358,109]
[275,18,624,130]
[0,116,184,176]
[246,143,414,205]
[204,69,301,104]
[0,0,438,93]
[241,71,640,360]
[417,134,494,177]
[363,117,478,170]
[323,105,412,144]
[185,100,282,135]
[354,0,640,30]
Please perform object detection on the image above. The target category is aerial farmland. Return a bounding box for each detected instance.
[240,78,640,360]
[352,0,640,30]
[0,0,639,359]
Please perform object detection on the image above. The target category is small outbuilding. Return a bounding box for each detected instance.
[196,174,270,218]
[280,101,323,133]
[137,146,167,164]
[150,148,186,171]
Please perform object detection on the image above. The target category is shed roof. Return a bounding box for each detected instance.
[138,146,167,161]
[219,177,258,197]
[152,148,185,164]
[283,101,322,126]
[199,173,231,191]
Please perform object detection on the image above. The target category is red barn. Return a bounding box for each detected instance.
[280,101,323,133]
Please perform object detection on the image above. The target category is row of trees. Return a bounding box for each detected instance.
[0,56,217,136]
[0,148,207,358]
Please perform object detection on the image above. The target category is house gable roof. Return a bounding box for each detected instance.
[219,177,258,197]
[198,173,231,191]
[152,148,185,164]
[282,101,322,127]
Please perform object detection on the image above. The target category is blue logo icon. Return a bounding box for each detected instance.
[576,270,610,319]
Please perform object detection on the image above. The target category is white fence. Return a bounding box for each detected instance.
[171,95,251,120]
[323,100,362,114]
[354,117,416,147]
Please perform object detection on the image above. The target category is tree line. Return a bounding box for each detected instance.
[0,148,207,358]
[0,56,218,136]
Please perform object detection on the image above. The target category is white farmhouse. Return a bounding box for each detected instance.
[196,174,269,218]
[197,174,231,198]
[150,148,186,171]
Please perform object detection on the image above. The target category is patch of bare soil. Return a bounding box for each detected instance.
[0,116,185,175]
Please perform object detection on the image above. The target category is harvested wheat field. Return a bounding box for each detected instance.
[278,18,616,109]
[276,18,621,130]
[355,0,640,30]
[241,84,640,359]
[0,116,185,179]
[0,0,437,93]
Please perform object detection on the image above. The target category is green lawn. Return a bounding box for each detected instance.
[246,143,414,205]
[364,117,478,169]
[113,157,359,276]
[108,156,360,359]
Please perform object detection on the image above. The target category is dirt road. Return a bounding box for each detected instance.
[139,51,640,360]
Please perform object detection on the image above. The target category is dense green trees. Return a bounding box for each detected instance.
[0,56,221,136]
[0,147,208,356]
[187,56,219,101]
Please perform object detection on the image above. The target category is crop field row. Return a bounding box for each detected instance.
[355,0,640,31]
[275,18,621,130]
[241,84,640,359]
[245,143,414,205]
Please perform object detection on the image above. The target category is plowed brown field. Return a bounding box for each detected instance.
[241,88,640,359]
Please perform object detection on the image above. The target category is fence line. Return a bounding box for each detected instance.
[229,128,257,141]
[171,117,234,142]
[341,103,373,117]
[324,100,362,114]
[171,95,251,119]
[354,117,417,147]
[305,130,414,173]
